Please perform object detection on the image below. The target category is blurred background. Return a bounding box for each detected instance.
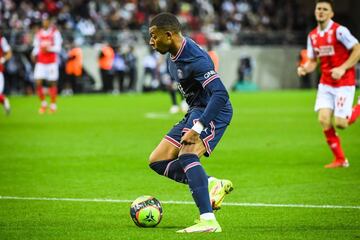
[1,0,359,96]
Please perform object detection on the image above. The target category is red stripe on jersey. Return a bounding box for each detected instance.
[202,74,219,88]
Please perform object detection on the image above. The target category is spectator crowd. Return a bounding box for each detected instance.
[0,0,311,95]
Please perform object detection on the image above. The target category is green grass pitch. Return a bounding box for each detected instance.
[0,91,359,240]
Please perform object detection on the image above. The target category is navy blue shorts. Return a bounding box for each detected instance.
[164,108,229,157]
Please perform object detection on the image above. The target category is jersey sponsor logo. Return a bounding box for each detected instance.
[177,82,194,98]
[204,70,216,79]
[177,83,186,96]
[314,45,335,57]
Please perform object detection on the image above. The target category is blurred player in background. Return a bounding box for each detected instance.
[32,15,63,114]
[64,40,83,95]
[207,41,219,72]
[148,13,233,233]
[0,34,12,115]
[297,0,360,168]
[298,49,312,88]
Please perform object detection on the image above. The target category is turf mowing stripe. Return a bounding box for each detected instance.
[1,196,360,209]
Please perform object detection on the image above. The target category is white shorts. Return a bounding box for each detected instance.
[315,84,355,118]
[34,63,59,81]
[0,73,4,93]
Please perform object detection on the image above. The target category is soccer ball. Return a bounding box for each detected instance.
[130,196,163,227]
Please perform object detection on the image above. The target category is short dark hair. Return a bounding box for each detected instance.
[149,12,181,32]
[316,0,334,9]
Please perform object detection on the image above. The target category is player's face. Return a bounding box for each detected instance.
[315,2,334,24]
[42,19,51,29]
[149,26,171,54]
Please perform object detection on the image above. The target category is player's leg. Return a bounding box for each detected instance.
[34,63,47,114]
[315,84,348,168]
[318,109,348,168]
[0,73,10,115]
[47,63,59,113]
[48,81,58,113]
[168,89,180,114]
[348,96,360,125]
[333,86,356,129]
[148,138,189,184]
[197,121,233,210]
[176,140,221,233]
[149,119,190,184]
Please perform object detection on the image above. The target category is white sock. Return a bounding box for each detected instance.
[200,212,216,221]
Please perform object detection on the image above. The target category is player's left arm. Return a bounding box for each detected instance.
[181,60,229,145]
[331,26,360,80]
[46,31,63,53]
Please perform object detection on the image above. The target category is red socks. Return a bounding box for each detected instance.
[37,85,57,103]
[0,94,4,104]
[348,104,360,125]
[323,127,345,161]
[49,86,57,104]
[37,85,45,101]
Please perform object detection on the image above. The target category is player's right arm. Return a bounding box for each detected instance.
[31,33,39,63]
[297,35,318,76]
[0,37,12,64]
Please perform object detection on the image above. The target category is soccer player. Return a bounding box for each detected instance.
[32,15,63,114]
[297,0,360,168]
[148,13,233,233]
[0,34,12,115]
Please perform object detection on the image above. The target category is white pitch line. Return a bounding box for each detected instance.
[1,196,359,209]
[145,112,172,119]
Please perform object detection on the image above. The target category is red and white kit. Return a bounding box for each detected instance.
[0,36,11,94]
[307,20,359,118]
[32,26,63,81]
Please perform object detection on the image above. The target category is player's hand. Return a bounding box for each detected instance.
[180,130,200,145]
[31,55,36,63]
[330,67,346,80]
[297,66,307,76]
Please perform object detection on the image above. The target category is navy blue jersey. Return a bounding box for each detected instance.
[167,37,232,126]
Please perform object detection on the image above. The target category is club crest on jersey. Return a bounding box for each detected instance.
[177,69,183,79]
[204,70,216,79]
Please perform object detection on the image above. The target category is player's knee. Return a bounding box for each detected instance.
[148,151,157,163]
[149,161,166,175]
[318,115,331,128]
[178,153,199,169]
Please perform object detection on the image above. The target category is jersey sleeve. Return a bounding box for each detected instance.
[1,37,11,52]
[336,26,359,50]
[48,30,63,53]
[192,57,229,126]
[32,33,40,56]
[192,57,219,88]
[306,35,316,59]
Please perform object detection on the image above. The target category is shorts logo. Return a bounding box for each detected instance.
[177,69,183,79]
[204,70,216,79]
[337,96,346,109]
